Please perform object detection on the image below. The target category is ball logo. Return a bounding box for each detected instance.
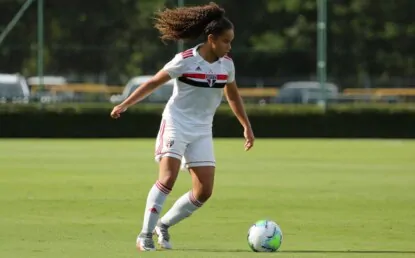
[206,74,217,87]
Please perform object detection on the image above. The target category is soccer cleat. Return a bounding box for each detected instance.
[154,221,173,249]
[136,232,156,251]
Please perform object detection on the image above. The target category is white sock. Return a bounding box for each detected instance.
[160,191,203,227]
[141,180,171,234]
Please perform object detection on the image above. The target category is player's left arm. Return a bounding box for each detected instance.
[224,80,255,151]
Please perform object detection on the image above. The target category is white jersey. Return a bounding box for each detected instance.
[161,44,235,128]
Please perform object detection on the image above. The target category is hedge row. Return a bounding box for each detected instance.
[0,103,414,138]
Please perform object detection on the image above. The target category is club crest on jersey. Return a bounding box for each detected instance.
[166,138,174,148]
[206,74,217,87]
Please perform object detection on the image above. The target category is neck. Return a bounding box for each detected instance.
[198,43,218,63]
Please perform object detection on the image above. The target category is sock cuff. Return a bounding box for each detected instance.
[188,191,204,207]
[155,180,172,195]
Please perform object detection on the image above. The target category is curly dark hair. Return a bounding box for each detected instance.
[154,2,233,42]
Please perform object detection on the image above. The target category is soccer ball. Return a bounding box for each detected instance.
[247,220,283,252]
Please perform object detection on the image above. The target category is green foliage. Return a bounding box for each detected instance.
[1,103,414,138]
[1,103,414,115]
[0,0,414,82]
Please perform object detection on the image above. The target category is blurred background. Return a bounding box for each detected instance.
[0,0,414,139]
[1,0,414,105]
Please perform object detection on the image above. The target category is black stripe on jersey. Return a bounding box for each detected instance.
[178,76,226,88]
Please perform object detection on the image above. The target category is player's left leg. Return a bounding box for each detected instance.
[155,134,215,249]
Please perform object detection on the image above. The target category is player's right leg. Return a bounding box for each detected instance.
[136,157,181,251]
[136,120,185,251]
[155,133,215,249]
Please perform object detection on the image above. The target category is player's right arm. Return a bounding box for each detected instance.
[110,70,171,119]
[111,54,186,119]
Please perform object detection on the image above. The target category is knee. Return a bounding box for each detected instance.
[193,187,213,203]
[158,157,181,189]
[158,173,177,189]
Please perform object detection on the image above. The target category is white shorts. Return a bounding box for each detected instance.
[154,119,215,168]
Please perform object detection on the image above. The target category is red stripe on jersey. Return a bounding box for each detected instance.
[182,73,228,80]
[182,54,194,59]
[223,55,232,60]
[181,49,194,59]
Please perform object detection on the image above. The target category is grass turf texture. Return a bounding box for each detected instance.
[0,139,414,258]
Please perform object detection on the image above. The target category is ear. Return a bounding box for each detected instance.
[207,34,216,44]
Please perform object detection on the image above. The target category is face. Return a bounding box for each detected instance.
[208,29,234,58]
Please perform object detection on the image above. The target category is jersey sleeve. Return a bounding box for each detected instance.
[227,60,235,83]
[162,54,187,79]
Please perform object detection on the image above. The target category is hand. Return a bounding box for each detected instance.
[110,104,127,119]
[243,126,255,151]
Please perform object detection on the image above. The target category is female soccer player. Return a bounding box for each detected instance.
[110,2,255,251]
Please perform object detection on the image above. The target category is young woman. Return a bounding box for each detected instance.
[110,2,255,251]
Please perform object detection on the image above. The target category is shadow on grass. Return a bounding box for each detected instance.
[175,248,415,254]
[281,250,415,254]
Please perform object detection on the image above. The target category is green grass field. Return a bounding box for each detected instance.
[0,139,414,258]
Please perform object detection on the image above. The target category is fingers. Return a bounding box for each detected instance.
[244,143,253,151]
[110,108,122,119]
[111,112,120,119]
[243,127,255,151]
[244,138,254,151]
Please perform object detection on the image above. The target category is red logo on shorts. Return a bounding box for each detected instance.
[149,207,159,214]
